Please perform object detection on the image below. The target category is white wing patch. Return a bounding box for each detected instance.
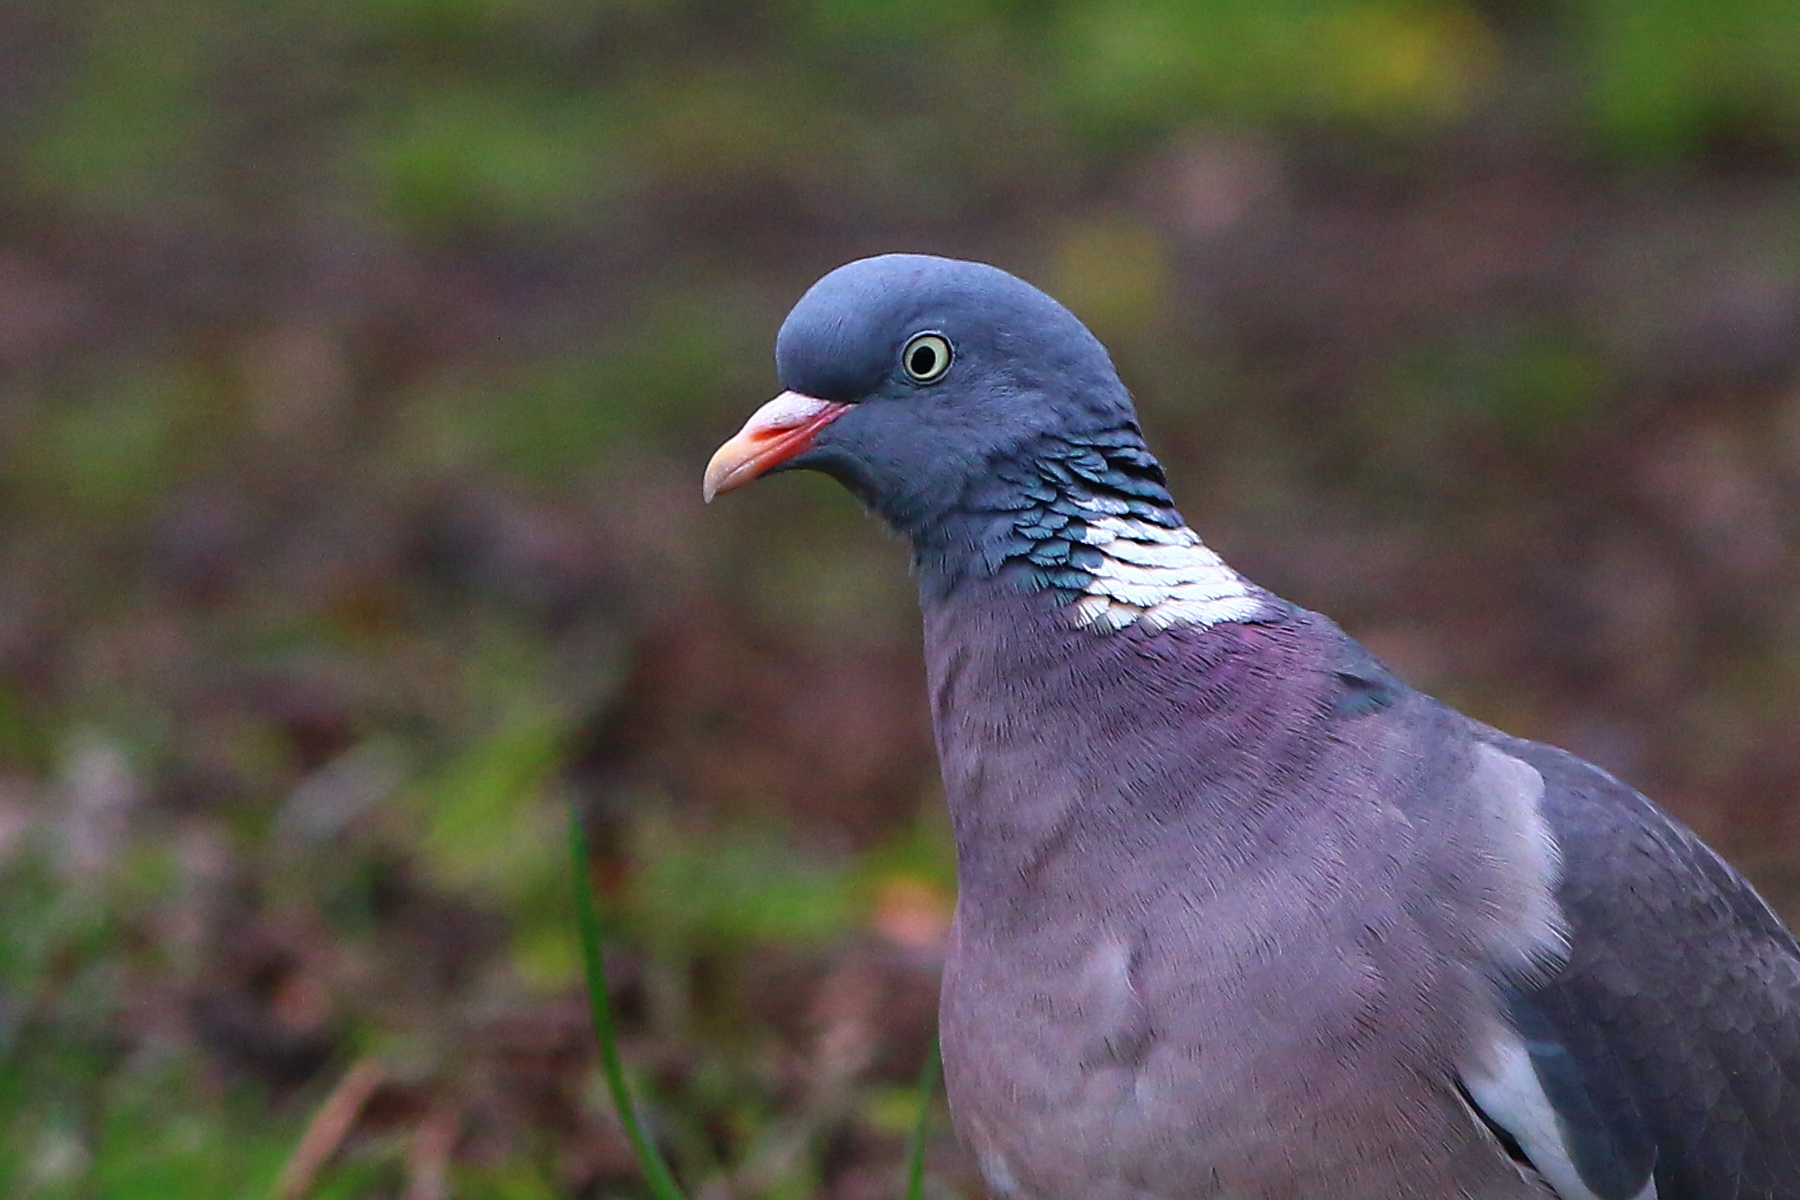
[1065,511,1261,633]
[1469,744,1570,975]
[1463,1028,1658,1200]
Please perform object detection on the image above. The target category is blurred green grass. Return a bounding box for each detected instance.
[2,0,1800,1195]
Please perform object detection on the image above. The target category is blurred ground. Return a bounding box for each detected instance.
[2,1,1800,1197]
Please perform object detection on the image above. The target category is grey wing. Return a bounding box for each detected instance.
[1480,736,1800,1200]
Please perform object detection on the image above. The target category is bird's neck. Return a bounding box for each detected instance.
[908,431,1299,906]
[917,575,1320,911]
[911,428,1266,635]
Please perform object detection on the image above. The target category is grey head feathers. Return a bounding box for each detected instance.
[768,255,1137,536]
[757,254,1266,630]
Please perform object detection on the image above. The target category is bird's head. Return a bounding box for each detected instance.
[706,255,1263,631]
[704,254,1142,537]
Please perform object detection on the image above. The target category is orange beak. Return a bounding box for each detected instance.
[703,391,850,502]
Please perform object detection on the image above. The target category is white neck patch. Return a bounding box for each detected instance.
[1063,505,1261,633]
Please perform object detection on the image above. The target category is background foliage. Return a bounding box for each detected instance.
[4,0,1800,1195]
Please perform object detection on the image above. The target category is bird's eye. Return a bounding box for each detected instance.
[901,332,953,384]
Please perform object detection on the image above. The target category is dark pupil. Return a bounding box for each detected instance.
[909,344,937,376]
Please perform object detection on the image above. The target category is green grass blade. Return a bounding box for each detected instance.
[901,1034,940,1200]
[568,804,687,1200]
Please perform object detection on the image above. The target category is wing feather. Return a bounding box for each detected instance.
[1486,735,1800,1199]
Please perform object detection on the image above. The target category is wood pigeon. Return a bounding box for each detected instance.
[703,254,1800,1199]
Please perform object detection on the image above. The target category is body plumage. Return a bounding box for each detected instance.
[705,254,1800,1199]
